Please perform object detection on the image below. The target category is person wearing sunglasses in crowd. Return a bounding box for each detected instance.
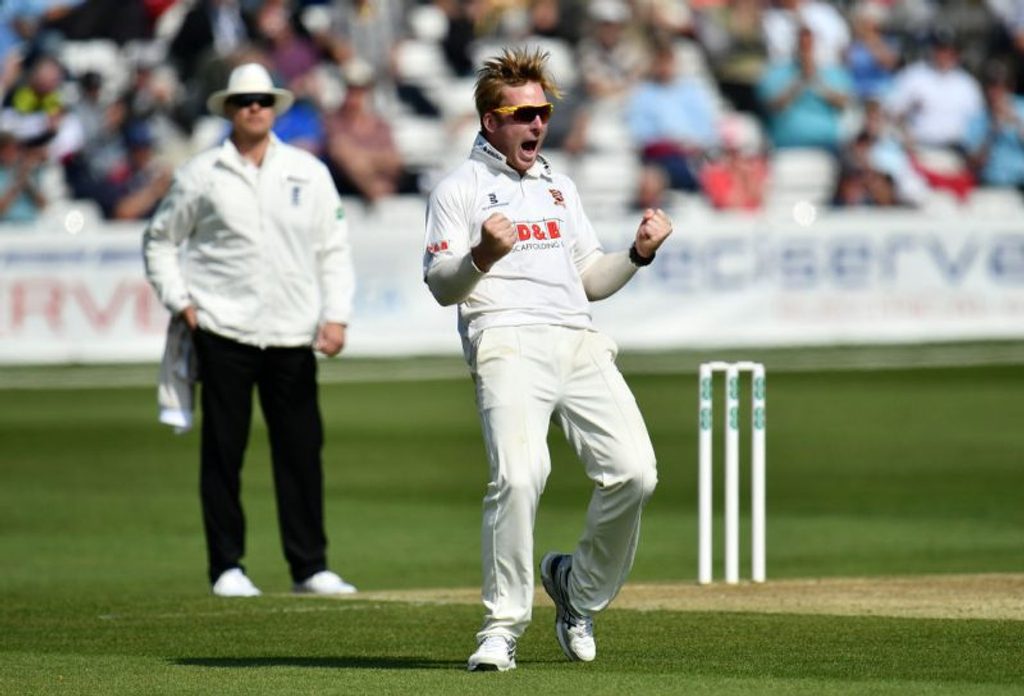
[423,48,673,672]
[142,63,358,598]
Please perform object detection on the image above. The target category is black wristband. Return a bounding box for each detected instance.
[629,243,655,267]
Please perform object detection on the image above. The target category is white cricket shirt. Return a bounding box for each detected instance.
[143,134,354,348]
[423,134,604,344]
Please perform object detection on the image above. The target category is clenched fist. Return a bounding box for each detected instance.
[634,208,673,259]
[471,213,517,272]
[314,322,346,357]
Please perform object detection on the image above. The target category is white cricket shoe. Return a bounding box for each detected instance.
[211,568,262,597]
[292,570,357,595]
[467,635,517,672]
[540,552,596,662]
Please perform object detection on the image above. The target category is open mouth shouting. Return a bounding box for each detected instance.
[485,82,553,175]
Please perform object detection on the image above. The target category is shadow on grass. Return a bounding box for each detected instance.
[174,656,463,670]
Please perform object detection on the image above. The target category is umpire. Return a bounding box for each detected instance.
[143,63,357,597]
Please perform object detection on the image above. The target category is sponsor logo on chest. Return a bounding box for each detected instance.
[510,218,564,254]
[515,219,561,241]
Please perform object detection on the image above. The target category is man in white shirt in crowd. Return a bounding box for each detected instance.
[143,63,357,598]
[423,48,672,672]
[884,27,984,149]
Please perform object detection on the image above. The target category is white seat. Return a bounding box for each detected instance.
[38,197,105,235]
[573,150,641,215]
[965,187,1024,216]
[58,40,130,97]
[767,147,838,205]
[395,39,451,89]
[392,115,447,169]
[914,146,966,175]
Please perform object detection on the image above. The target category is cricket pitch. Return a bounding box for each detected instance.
[339,573,1024,621]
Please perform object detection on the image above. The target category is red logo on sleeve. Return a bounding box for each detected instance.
[426,240,450,255]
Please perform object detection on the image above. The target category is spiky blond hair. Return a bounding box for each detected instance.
[473,47,562,119]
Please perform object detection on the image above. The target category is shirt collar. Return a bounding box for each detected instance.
[470,132,552,181]
[217,132,281,172]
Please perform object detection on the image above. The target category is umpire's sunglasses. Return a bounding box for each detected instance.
[226,93,276,109]
[491,102,554,124]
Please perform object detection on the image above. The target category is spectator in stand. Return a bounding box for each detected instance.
[170,0,253,85]
[577,0,649,103]
[273,92,326,156]
[987,0,1024,97]
[0,129,47,223]
[757,25,854,151]
[169,0,255,126]
[0,2,48,72]
[633,0,695,39]
[831,129,899,207]
[324,58,417,206]
[4,53,64,130]
[514,0,585,153]
[964,61,1024,190]
[845,0,901,101]
[883,27,983,150]
[43,0,148,44]
[433,0,481,78]
[695,0,769,117]
[626,40,720,207]
[763,0,851,68]
[699,113,768,211]
[254,0,319,89]
[104,121,172,220]
[312,0,438,117]
[64,93,130,207]
[858,96,930,206]
[70,69,104,141]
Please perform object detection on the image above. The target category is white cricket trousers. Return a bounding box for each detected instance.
[467,325,658,640]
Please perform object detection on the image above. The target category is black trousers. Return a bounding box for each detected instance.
[193,329,327,584]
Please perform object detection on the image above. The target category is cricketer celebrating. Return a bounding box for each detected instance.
[423,48,673,671]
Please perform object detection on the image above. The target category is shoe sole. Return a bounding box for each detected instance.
[467,659,516,672]
[540,553,586,662]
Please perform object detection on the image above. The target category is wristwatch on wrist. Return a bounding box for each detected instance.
[629,243,655,267]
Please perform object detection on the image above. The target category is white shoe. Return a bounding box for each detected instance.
[467,635,517,672]
[292,570,357,595]
[211,568,261,597]
[540,552,596,662]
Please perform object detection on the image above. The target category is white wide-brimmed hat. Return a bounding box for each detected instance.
[589,0,630,24]
[206,63,294,117]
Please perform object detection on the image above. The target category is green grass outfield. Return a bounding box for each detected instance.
[2,347,1023,694]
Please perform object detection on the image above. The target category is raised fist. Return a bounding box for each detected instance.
[634,208,673,259]
[472,212,517,272]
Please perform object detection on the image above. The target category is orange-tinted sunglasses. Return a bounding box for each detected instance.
[491,102,554,123]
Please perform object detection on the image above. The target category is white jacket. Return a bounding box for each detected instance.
[143,134,355,348]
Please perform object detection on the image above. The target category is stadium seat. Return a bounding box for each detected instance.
[913,146,966,175]
[766,147,838,208]
[965,187,1024,216]
[58,39,129,97]
[392,115,448,170]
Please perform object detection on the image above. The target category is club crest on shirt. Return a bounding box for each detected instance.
[548,188,565,207]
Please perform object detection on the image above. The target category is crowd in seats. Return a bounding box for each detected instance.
[4,0,1024,227]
